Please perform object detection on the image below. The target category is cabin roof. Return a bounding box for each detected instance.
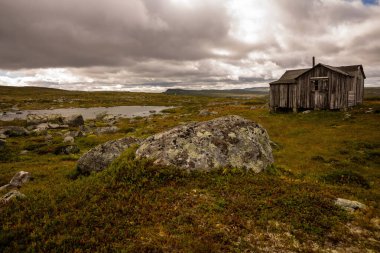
[269,69,309,84]
[269,63,365,85]
[337,65,366,79]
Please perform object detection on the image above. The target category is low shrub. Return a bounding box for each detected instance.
[321,170,370,189]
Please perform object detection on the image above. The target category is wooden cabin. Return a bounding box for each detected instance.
[269,60,365,112]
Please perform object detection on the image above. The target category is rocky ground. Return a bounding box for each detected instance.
[0,86,379,252]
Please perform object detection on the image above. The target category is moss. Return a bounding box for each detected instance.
[321,170,370,189]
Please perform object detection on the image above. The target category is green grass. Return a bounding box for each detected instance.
[0,86,379,252]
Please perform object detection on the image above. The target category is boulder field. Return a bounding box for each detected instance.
[76,115,274,174]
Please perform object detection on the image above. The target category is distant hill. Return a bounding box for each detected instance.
[164,87,270,97]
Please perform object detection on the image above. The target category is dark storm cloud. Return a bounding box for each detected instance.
[0,0,246,69]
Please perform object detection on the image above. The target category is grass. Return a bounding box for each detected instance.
[0,86,379,252]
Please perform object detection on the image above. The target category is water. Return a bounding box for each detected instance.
[0,106,172,121]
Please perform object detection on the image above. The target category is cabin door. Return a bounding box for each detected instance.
[313,79,328,109]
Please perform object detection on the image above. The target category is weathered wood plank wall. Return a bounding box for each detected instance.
[270,65,364,111]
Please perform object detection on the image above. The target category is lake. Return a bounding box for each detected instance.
[0,106,172,121]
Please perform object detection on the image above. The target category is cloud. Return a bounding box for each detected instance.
[0,0,379,91]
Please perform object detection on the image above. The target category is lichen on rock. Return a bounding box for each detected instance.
[136,115,274,172]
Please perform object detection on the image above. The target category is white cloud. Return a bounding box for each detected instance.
[0,0,379,91]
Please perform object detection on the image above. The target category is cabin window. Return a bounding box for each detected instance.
[311,78,329,91]
[314,81,319,91]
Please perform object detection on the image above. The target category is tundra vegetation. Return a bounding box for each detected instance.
[0,86,379,252]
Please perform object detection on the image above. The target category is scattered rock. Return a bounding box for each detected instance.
[370,218,380,229]
[63,136,75,144]
[0,171,32,191]
[335,198,367,212]
[102,114,118,123]
[0,133,7,139]
[88,121,96,127]
[0,184,12,191]
[199,109,218,116]
[95,112,108,121]
[63,114,84,127]
[0,190,26,206]
[26,114,63,126]
[95,126,119,135]
[55,145,80,155]
[136,115,274,172]
[76,137,140,174]
[9,171,32,188]
[64,130,85,138]
[35,123,49,131]
[45,134,53,141]
[79,125,92,134]
[302,110,311,114]
[20,150,29,155]
[48,123,60,129]
[2,126,29,137]
[343,113,352,120]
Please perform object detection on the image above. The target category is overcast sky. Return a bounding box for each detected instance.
[0,0,379,92]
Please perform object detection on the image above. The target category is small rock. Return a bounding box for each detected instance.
[9,171,32,188]
[343,113,351,120]
[79,125,92,134]
[63,114,84,127]
[2,126,29,137]
[26,114,63,126]
[48,123,60,129]
[45,134,53,141]
[63,136,75,144]
[88,121,96,127]
[149,110,156,113]
[199,109,211,116]
[64,131,84,138]
[0,184,12,191]
[20,150,29,155]
[55,145,80,155]
[0,133,7,139]
[76,137,140,174]
[102,114,118,122]
[370,218,380,229]
[199,109,218,116]
[96,112,108,121]
[0,190,26,206]
[35,123,49,131]
[335,198,367,212]
[95,126,119,135]
[302,110,311,114]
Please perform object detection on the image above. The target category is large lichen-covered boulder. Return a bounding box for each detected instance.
[76,137,140,175]
[136,115,274,172]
